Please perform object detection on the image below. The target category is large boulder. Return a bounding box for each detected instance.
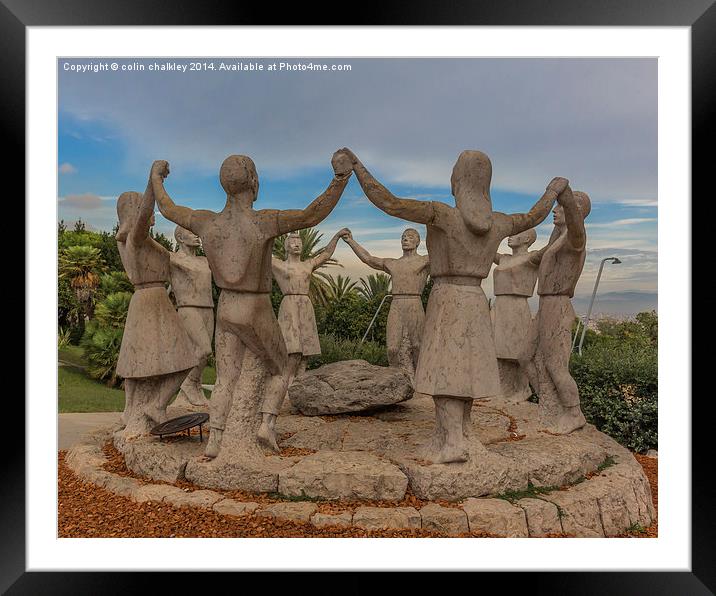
[288,360,414,415]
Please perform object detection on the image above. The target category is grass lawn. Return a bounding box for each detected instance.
[58,345,87,368]
[58,346,215,413]
[59,365,125,413]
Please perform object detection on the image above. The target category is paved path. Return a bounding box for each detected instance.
[58,412,122,451]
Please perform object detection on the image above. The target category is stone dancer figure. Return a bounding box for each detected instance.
[265,228,349,443]
[115,185,197,438]
[519,186,590,434]
[169,226,215,409]
[491,228,540,402]
[151,152,352,458]
[342,228,429,383]
[342,147,566,463]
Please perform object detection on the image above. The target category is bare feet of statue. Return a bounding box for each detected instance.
[205,427,223,458]
[417,397,470,464]
[178,385,209,408]
[418,435,469,464]
[257,414,279,453]
[549,406,587,435]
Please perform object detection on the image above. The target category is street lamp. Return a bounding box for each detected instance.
[576,257,621,355]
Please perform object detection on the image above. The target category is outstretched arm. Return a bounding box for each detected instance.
[129,178,157,244]
[150,160,196,231]
[278,151,353,234]
[341,230,387,271]
[558,185,587,250]
[311,229,348,270]
[493,252,506,265]
[528,245,549,266]
[343,149,435,225]
[509,177,567,235]
[528,228,560,266]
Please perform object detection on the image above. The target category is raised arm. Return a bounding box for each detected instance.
[343,149,435,225]
[341,230,387,272]
[150,160,196,231]
[558,186,587,250]
[129,177,157,244]
[509,177,567,236]
[311,228,348,270]
[277,151,352,234]
[494,252,506,265]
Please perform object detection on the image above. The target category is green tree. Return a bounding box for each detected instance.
[58,276,84,342]
[98,271,133,299]
[96,226,123,271]
[59,245,107,319]
[357,272,391,301]
[322,274,358,302]
[80,290,131,387]
[421,276,433,308]
[151,228,174,251]
[94,291,132,328]
[571,311,658,452]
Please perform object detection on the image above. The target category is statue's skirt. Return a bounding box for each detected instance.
[278,294,321,356]
[492,294,533,360]
[414,280,499,400]
[386,296,425,364]
[117,286,197,379]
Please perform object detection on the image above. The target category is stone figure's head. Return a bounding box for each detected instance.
[553,190,591,226]
[401,228,421,251]
[220,155,259,200]
[175,225,200,248]
[285,232,303,257]
[508,228,537,251]
[115,191,143,241]
[450,150,493,219]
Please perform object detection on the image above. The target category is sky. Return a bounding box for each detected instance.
[58,57,657,315]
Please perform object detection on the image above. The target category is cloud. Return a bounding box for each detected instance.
[586,218,658,228]
[616,198,658,208]
[59,193,106,209]
[59,57,657,205]
[59,162,77,174]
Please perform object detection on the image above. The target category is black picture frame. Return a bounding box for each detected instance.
[9,0,712,592]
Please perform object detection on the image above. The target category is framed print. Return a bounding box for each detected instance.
[9,0,714,592]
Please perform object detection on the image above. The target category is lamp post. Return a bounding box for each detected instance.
[577,257,621,355]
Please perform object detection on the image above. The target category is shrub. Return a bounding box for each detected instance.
[80,291,131,387]
[98,271,133,298]
[315,293,390,343]
[571,329,657,453]
[307,334,388,369]
[94,291,132,328]
[58,327,72,349]
[58,276,84,343]
[80,321,124,387]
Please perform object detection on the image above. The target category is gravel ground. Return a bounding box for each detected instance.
[58,446,658,538]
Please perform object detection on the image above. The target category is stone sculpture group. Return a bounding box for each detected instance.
[114,148,591,467]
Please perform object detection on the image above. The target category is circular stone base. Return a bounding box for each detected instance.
[68,395,655,537]
[114,398,653,506]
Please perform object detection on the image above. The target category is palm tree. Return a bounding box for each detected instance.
[59,245,107,319]
[357,272,392,301]
[273,227,341,306]
[322,274,358,303]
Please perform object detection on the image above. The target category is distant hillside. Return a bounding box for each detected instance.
[525,291,657,316]
[571,291,657,316]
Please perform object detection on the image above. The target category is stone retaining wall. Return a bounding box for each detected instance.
[64,426,654,538]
